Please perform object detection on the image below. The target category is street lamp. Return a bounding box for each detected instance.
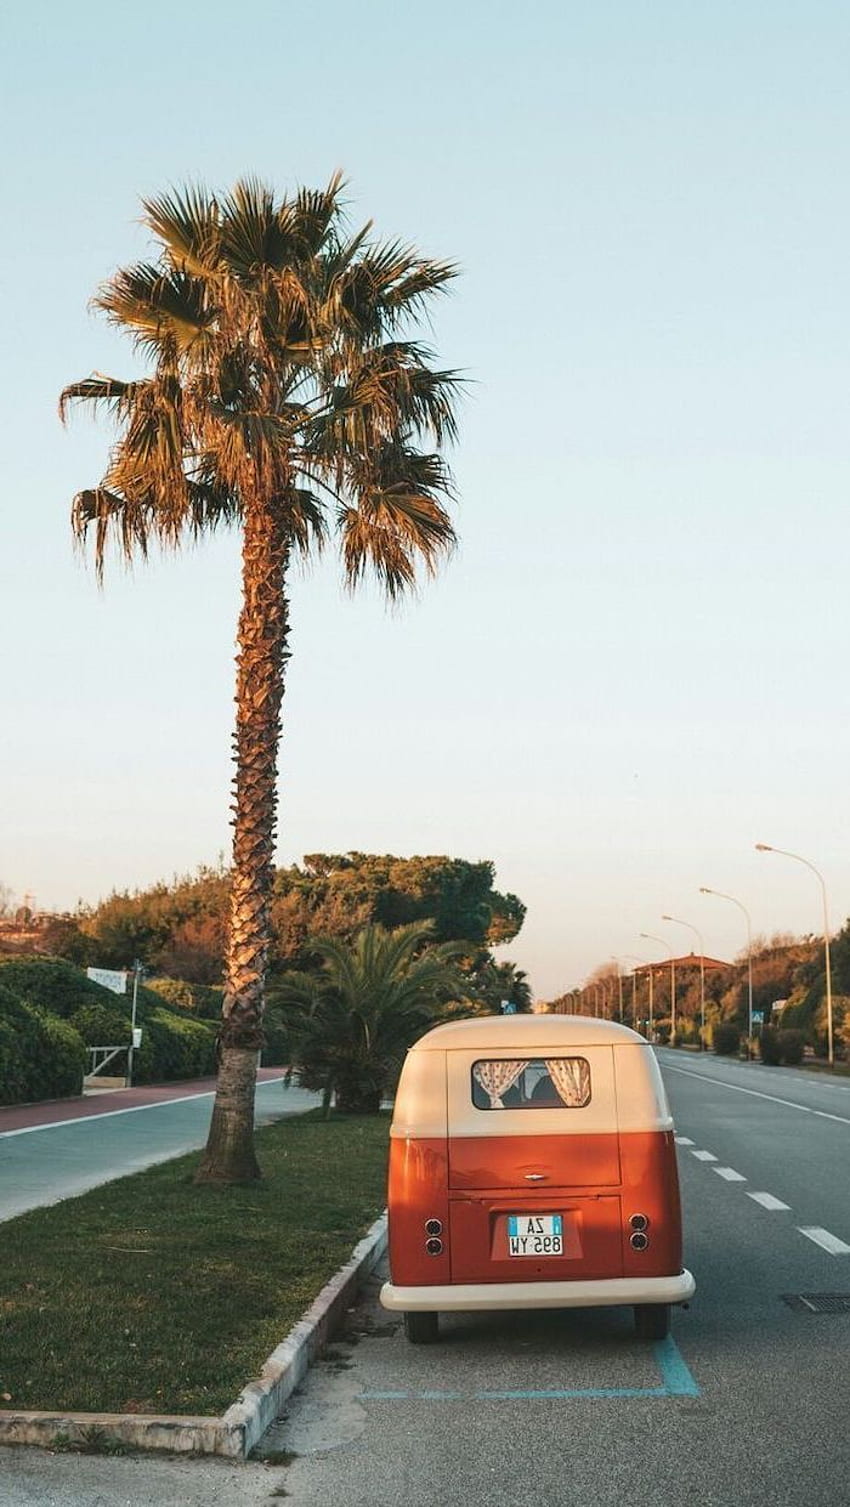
[623,954,654,1038]
[610,957,624,1022]
[699,887,753,1055]
[755,843,834,1067]
[640,934,676,1042]
[662,914,706,1049]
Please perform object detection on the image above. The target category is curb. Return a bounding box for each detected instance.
[0,1212,388,1459]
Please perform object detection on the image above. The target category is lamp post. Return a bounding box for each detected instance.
[623,954,654,1037]
[756,843,834,1067]
[699,887,753,1056]
[610,958,624,1022]
[662,914,706,1049]
[640,934,676,1042]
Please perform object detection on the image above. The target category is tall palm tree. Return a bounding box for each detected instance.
[60,177,460,1181]
[274,922,469,1115]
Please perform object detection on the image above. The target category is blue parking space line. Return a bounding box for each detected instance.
[360,1336,700,1404]
[654,1336,700,1396]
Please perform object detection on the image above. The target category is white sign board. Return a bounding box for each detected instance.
[86,967,128,995]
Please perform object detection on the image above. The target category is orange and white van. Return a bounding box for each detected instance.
[380,1014,694,1343]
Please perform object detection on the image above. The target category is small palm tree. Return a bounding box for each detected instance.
[60,177,460,1180]
[274,922,468,1114]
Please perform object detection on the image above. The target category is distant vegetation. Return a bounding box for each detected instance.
[543,923,850,1062]
[0,854,529,1106]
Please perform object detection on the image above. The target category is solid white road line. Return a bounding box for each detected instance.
[748,1192,791,1211]
[664,1065,850,1126]
[690,1149,718,1162]
[713,1167,747,1181]
[798,1227,850,1255]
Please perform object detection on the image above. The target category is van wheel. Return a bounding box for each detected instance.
[634,1304,670,1341]
[403,1311,439,1344]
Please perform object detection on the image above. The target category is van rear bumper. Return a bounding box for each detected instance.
[380,1270,695,1313]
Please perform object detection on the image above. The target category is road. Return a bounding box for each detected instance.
[3,1049,850,1504]
[0,1073,318,1222]
[263,1049,850,1507]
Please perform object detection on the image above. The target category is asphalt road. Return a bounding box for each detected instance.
[0,1075,318,1222]
[3,1050,850,1504]
[264,1049,850,1507]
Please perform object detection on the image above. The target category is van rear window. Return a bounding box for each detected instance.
[471,1057,591,1110]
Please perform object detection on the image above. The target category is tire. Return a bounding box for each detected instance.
[403,1310,440,1345]
[634,1303,670,1341]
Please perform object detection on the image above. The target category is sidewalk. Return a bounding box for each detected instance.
[0,1073,318,1223]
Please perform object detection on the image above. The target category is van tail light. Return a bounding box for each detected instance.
[630,1231,649,1251]
[629,1213,649,1232]
[425,1218,443,1237]
[425,1237,443,1256]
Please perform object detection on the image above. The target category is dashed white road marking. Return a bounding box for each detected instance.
[713,1167,746,1182]
[798,1227,850,1255]
[690,1149,718,1162]
[748,1192,791,1211]
[675,1136,694,1145]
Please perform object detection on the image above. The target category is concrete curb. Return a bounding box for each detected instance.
[0,1212,387,1459]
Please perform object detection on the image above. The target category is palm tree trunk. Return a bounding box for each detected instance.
[196,500,290,1183]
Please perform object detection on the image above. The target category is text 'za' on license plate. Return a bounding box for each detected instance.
[508,1213,563,1257]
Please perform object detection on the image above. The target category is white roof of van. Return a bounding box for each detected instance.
[410,1014,646,1050]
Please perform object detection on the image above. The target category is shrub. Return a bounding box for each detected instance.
[144,976,223,1020]
[0,956,114,1019]
[68,1002,131,1047]
[759,1026,782,1065]
[133,1009,217,1083]
[713,1022,741,1056]
[777,1028,805,1065]
[0,984,86,1104]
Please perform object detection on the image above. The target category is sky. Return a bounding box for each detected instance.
[2,1,850,999]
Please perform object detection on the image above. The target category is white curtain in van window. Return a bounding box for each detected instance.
[473,1060,526,1108]
[544,1058,590,1108]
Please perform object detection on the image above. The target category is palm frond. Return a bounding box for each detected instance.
[141,185,221,276]
[94,263,215,357]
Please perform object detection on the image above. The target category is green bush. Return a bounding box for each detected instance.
[777,1028,806,1065]
[68,1002,131,1048]
[133,1009,217,1083]
[144,977,224,1020]
[0,984,86,1104]
[713,1022,741,1056]
[759,1026,782,1065]
[0,956,114,1019]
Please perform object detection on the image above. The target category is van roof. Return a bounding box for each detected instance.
[410,1014,646,1051]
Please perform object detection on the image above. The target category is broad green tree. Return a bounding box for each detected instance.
[273,922,469,1114]
[61,177,460,1180]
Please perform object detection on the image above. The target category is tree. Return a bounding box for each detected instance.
[272,922,469,1115]
[61,177,460,1180]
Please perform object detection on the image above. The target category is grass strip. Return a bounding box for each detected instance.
[0,1110,388,1417]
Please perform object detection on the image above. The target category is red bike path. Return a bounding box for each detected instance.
[0,1068,286,1135]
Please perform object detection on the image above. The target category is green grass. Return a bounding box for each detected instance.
[0,1111,389,1417]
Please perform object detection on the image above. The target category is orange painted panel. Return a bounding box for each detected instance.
[448,1131,621,1190]
[619,1129,683,1276]
[387,1136,451,1286]
[449,1193,624,1283]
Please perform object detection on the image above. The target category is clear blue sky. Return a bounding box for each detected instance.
[3,1,849,998]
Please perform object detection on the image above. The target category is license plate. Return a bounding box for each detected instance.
[508,1213,563,1257]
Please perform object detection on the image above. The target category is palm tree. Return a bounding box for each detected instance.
[60,177,460,1181]
[273,922,469,1115]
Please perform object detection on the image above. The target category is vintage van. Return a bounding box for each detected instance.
[380,1014,695,1343]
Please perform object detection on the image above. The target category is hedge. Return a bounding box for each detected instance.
[0,984,87,1104]
[0,957,218,1096]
